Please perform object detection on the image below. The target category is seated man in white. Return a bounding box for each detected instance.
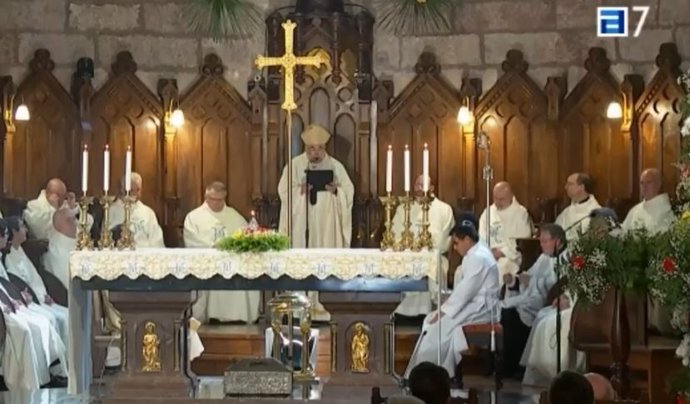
[556,172,601,241]
[43,208,77,290]
[184,181,260,324]
[23,178,92,239]
[3,216,70,347]
[479,181,533,286]
[393,175,455,320]
[499,223,563,379]
[404,213,499,379]
[108,172,165,248]
[0,218,67,390]
[623,167,676,336]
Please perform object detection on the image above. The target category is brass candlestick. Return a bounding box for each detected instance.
[99,192,115,250]
[76,194,94,250]
[117,194,135,250]
[397,192,414,251]
[379,192,398,251]
[414,192,433,251]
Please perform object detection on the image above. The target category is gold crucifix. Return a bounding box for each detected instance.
[254,19,329,244]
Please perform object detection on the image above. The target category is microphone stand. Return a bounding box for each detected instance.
[554,247,565,375]
[478,132,492,248]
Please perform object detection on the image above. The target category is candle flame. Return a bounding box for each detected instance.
[424,143,428,148]
[127,145,132,151]
[251,210,255,216]
[83,144,88,150]
[105,144,110,151]
[404,144,409,150]
[388,144,392,150]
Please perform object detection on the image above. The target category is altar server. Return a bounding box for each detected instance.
[278,124,355,321]
[108,172,165,248]
[24,178,92,239]
[393,175,454,318]
[478,181,533,285]
[556,173,601,241]
[622,168,676,335]
[3,216,70,346]
[404,214,499,379]
[500,223,563,378]
[184,181,260,324]
[43,208,77,290]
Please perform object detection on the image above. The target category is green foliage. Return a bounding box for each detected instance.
[215,230,289,253]
[374,0,454,35]
[185,0,263,41]
[668,367,690,399]
[648,217,690,309]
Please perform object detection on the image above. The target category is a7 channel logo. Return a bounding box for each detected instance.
[597,6,650,37]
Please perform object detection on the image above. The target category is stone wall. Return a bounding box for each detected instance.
[0,0,688,98]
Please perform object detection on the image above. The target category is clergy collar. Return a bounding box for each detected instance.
[643,192,670,207]
[574,195,591,204]
[50,230,77,250]
[203,202,228,215]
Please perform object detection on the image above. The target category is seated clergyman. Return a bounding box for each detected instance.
[23,178,92,239]
[404,213,499,380]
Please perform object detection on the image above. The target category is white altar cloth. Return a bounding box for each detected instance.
[67,248,439,395]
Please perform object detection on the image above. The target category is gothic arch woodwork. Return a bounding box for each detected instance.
[176,54,255,234]
[89,51,164,218]
[634,43,684,199]
[12,50,81,198]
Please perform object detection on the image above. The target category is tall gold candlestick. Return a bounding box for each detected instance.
[397,192,414,251]
[379,192,398,251]
[415,192,433,251]
[99,192,115,250]
[76,194,94,250]
[117,194,135,250]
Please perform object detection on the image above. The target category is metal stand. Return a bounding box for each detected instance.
[99,192,115,250]
[397,192,414,251]
[379,193,398,251]
[478,132,493,247]
[76,194,94,250]
[117,194,135,250]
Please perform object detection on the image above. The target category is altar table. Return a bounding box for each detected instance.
[67,248,439,398]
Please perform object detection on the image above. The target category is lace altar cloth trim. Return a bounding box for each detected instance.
[69,248,439,281]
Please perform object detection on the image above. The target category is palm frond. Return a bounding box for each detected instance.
[186,0,263,41]
[374,0,454,36]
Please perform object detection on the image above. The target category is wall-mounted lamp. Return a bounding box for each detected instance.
[169,108,184,129]
[14,103,30,121]
[457,105,472,125]
[606,101,623,119]
[1,77,30,130]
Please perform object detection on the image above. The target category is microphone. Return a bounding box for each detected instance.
[477,132,490,150]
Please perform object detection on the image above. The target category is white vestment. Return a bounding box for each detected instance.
[478,198,533,285]
[184,202,260,324]
[392,197,455,316]
[23,190,93,239]
[278,153,354,321]
[43,232,77,290]
[555,196,601,241]
[404,242,499,378]
[622,193,676,335]
[5,247,69,346]
[501,253,558,327]
[108,199,165,248]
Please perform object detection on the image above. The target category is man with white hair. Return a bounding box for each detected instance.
[108,172,164,248]
[23,178,92,239]
[184,181,260,325]
[478,181,533,286]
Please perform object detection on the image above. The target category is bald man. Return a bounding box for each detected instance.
[585,373,616,401]
[24,178,93,239]
[622,168,676,336]
[478,182,533,286]
[392,175,455,318]
[108,172,165,248]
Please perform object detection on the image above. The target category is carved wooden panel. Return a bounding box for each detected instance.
[473,50,558,221]
[175,54,255,225]
[88,52,163,217]
[635,43,684,199]
[11,50,81,198]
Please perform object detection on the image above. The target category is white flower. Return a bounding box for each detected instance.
[682,117,690,138]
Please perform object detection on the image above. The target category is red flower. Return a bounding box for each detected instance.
[571,255,585,270]
[676,393,686,404]
[663,257,677,274]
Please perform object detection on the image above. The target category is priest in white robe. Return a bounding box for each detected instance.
[393,175,454,318]
[556,172,602,241]
[622,168,676,335]
[478,182,533,286]
[184,181,260,326]
[108,172,165,248]
[404,214,499,379]
[43,208,77,290]
[23,178,93,240]
[278,124,355,321]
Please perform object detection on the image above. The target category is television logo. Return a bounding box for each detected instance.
[597,6,650,37]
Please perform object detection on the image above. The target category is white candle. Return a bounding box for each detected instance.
[103,145,110,193]
[81,145,88,194]
[125,146,132,192]
[385,145,393,193]
[422,143,429,192]
[404,144,410,192]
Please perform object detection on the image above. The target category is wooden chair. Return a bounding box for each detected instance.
[460,323,504,390]
[371,387,478,404]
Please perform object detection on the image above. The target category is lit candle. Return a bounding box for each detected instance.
[404,144,410,192]
[81,144,88,194]
[103,145,110,193]
[385,145,393,193]
[422,143,429,192]
[124,146,132,193]
[251,210,255,218]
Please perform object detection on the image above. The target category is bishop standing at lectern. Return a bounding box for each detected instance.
[278,124,354,320]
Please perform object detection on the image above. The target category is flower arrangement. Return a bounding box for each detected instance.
[677,68,690,213]
[215,216,289,253]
